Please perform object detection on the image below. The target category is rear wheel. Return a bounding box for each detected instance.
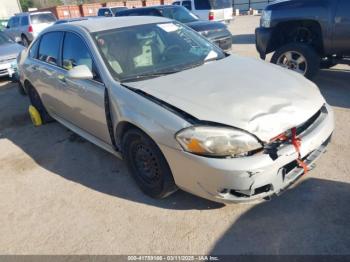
[27,84,54,124]
[122,128,178,199]
[21,35,30,47]
[271,43,320,79]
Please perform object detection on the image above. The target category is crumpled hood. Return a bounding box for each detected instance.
[0,43,25,61]
[127,55,325,142]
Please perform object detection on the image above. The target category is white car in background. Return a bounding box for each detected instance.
[172,0,233,22]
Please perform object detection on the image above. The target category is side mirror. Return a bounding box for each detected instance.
[6,25,10,29]
[67,65,93,80]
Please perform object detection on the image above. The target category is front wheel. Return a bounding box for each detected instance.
[122,129,178,199]
[271,43,320,79]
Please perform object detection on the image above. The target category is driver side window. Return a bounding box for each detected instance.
[62,32,101,81]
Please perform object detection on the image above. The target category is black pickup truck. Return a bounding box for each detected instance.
[255,0,350,79]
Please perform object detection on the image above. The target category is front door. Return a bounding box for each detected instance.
[57,31,111,144]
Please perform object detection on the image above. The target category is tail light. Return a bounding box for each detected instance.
[28,25,33,33]
[209,11,214,21]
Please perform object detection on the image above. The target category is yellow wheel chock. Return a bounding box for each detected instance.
[28,105,42,127]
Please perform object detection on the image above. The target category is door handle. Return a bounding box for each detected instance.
[32,65,38,70]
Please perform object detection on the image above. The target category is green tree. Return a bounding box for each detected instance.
[20,0,34,11]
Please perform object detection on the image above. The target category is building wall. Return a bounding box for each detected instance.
[0,0,22,19]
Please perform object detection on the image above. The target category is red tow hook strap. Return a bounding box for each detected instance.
[291,127,309,175]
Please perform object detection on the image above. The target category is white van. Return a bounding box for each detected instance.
[172,0,233,22]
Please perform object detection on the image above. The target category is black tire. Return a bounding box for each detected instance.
[21,35,30,47]
[320,57,337,69]
[122,128,178,199]
[271,43,320,79]
[27,84,54,123]
[17,81,26,96]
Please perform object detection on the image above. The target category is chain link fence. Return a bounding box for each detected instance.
[233,0,276,11]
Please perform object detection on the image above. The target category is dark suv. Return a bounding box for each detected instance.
[116,5,232,52]
[255,0,350,79]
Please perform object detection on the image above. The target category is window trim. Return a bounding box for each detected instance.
[182,0,192,10]
[60,30,104,84]
[37,31,64,68]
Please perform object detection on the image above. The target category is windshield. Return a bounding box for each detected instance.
[162,7,198,23]
[0,32,14,45]
[93,22,225,82]
[30,13,56,24]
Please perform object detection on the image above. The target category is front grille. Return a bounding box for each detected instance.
[0,69,8,75]
[295,105,324,136]
[264,105,326,159]
[0,57,16,64]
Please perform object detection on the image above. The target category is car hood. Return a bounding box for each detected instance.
[126,55,325,142]
[185,20,227,32]
[0,43,25,61]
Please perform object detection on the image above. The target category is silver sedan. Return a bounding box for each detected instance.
[18,17,334,203]
[0,31,24,78]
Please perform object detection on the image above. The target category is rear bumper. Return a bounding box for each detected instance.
[160,104,334,204]
[255,27,274,60]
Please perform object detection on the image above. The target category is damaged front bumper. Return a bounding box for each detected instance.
[160,104,334,204]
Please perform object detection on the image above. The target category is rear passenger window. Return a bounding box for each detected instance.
[194,0,211,10]
[62,32,100,81]
[12,17,20,27]
[182,1,192,10]
[20,16,29,26]
[98,8,111,16]
[38,32,63,65]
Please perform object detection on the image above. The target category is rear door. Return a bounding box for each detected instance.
[332,0,350,55]
[34,31,64,114]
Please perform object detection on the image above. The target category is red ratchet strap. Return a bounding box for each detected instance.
[271,127,309,175]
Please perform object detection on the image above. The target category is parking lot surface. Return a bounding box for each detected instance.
[0,16,349,255]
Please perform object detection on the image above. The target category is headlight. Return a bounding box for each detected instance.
[175,126,263,157]
[261,10,272,28]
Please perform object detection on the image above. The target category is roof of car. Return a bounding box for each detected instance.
[118,5,178,11]
[51,16,171,33]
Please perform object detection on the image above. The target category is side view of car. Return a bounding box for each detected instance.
[18,17,333,204]
[4,11,57,47]
[116,5,232,52]
[255,0,350,79]
[172,0,233,23]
